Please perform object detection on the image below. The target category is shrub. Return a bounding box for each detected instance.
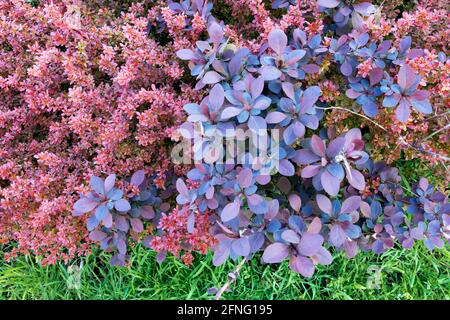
[1,0,448,279]
[0,0,187,264]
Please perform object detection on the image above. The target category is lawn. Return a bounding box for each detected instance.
[1,242,448,300]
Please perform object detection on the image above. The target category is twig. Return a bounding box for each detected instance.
[420,110,450,122]
[316,106,388,132]
[420,123,450,142]
[318,106,450,162]
[214,258,247,300]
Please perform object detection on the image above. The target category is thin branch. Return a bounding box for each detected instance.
[420,110,450,122]
[420,123,450,142]
[318,106,450,162]
[214,258,247,300]
[316,106,388,132]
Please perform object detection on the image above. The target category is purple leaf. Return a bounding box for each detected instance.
[279,159,295,176]
[298,233,323,256]
[383,94,400,108]
[116,238,127,255]
[108,190,123,203]
[346,88,362,99]
[411,226,424,240]
[86,216,99,231]
[326,163,344,180]
[104,174,116,193]
[294,149,321,165]
[341,60,353,76]
[156,251,167,264]
[329,224,347,247]
[281,230,301,244]
[130,170,145,187]
[221,107,242,120]
[176,49,195,60]
[176,178,189,198]
[313,247,333,265]
[187,213,195,233]
[283,124,299,145]
[288,194,302,212]
[347,169,366,191]
[89,230,107,242]
[316,194,332,215]
[115,215,129,232]
[308,217,322,234]
[369,68,384,86]
[410,91,432,114]
[139,205,155,219]
[302,64,320,74]
[299,86,321,111]
[208,22,223,44]
[260,65,282,81]
[285,50,306,65]
[354,2,376,15]
[209,83,225,110]
[310,135,325,157]
[317,0,340,8]
[321,170,341,196]
[345,128,362,144]
[341,196,361,214]
[248,115,267,134]
[266,111,287,124]
[90,176,105,195]
[213,244,230,266]
[221,201,240,222]
[262,243,289,263]
[301,164,321,178]
[115,199,131,212]
[73,197,98,214]
[251,76,265,98]
[289,256,315,278]
[265,199,280,220]
[130,218,144,233]
[398,64,416,90]
[247,194,267,214]
[268,29,287,56]
[203,71,224,84]
[253,96,271,110]
[343,240,358,258]
[395,99,411,122]
[237,168,253,188]
[256,174,271,185]
[103,213,113,229]
[399,36,411,53]
[356,33,369,47]
[95,205,108,220]
[282,82,295,100]
[231,237,251,256]
[419,178,429,192]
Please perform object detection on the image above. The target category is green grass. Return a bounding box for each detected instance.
[1,243,449,300]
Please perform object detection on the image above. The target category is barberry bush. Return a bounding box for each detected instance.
[0,0,448,282]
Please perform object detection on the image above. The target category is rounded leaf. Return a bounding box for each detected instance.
[73,197,98,214]
[221,201,240,222]
[115,199,131,212]
[262,243,289,263]
[268,29,287,56]
[131,170,145,187]
[288,194,302,212]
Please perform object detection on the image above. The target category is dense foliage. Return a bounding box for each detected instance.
[0,0,448,278]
